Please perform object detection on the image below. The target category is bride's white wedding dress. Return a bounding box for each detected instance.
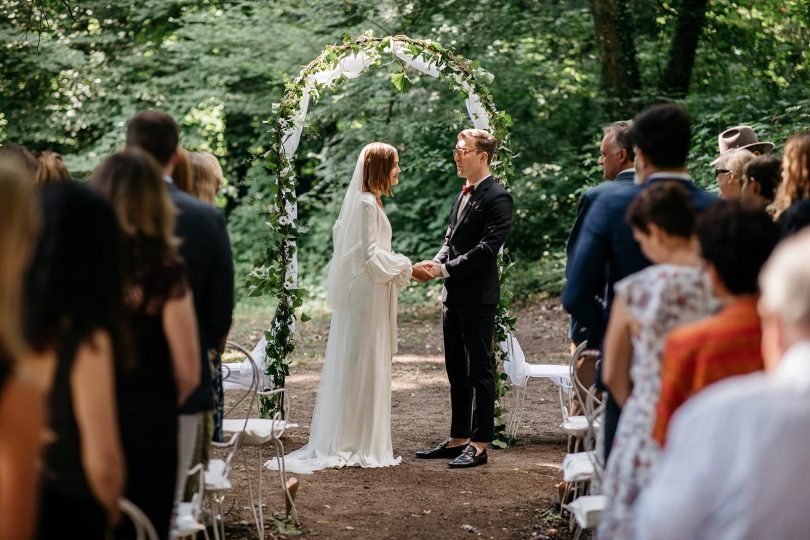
[266,149,411,474]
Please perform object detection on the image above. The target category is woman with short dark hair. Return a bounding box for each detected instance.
[599,182,720,540]
[741,154,781,211]
[653,201,779,445]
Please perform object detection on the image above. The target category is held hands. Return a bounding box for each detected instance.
[412,260,440,282]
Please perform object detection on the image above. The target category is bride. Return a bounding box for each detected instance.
[267,142,423,474]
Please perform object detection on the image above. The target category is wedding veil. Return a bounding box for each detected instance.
[324,145,367,310]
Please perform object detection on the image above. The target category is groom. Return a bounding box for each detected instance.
[415,129,513,468]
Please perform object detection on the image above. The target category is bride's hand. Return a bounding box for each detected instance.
[411,261,434,282]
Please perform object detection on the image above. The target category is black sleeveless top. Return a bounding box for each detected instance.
[0,357,10,401]
[41,335,92,497]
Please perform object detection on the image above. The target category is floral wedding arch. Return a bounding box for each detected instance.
[249,33,518,446]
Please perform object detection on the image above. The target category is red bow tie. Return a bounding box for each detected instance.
[461,184,474,196]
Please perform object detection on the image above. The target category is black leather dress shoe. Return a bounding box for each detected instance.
[447,445,488,468]
[415,440,467,459]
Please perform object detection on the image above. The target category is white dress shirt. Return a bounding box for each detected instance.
[635,340,810,540]
[438,175,488,278]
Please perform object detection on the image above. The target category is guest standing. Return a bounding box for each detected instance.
[713,148,754,200]
[773,132,810,235]
[652,201,779,445]
[563,104,718,462]
[188,151,223,205]
[598,182,720,540]
[0,158,42,540]
[24,183,126,538]
[565,120,635,351]
[125,111,234,515]
[637,230,810,540]
[186,152,226,448]
[34,151,71,185]
[741,154,782,211]
[91,151,200,539]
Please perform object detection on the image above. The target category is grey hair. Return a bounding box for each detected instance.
[603,120,635,162]
[760,229,810,326]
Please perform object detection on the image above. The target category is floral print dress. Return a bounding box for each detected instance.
[598,264,719,540]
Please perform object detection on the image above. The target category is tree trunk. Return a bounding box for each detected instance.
[591,0,641,118]
[660,0,709,97]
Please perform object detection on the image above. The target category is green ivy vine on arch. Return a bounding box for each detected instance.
[247,32,519,447]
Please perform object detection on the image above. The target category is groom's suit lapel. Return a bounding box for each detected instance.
[450,176,493,241]
[450,192,463,229]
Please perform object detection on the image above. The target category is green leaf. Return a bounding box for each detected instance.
[491,439,507,449]
[389,72,410,93]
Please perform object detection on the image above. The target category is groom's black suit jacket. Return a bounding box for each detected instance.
[434,176,513,306]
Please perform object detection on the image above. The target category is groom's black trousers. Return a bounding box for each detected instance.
[442,302,496,443]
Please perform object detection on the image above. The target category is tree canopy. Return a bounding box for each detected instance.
[3,0,810,300]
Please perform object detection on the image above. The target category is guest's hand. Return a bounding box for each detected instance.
[412,262,433,282]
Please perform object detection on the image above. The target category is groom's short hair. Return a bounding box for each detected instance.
[459,129,496,164]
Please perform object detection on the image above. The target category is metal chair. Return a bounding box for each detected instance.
[174,464,209,539]
[559,342,593,452]
[202,341,262,540]
[118,498,159,540]
[560,384,607,531]
[215,341,299,537]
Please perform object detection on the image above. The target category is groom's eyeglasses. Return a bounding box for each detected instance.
[453,147,482,157]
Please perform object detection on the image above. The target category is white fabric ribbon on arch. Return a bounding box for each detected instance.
[237,39,505,390]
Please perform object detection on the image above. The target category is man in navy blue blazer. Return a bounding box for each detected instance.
[562,104,719,461]
[566,121,636,351]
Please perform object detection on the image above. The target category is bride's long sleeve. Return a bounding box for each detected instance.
[360,198,412,286]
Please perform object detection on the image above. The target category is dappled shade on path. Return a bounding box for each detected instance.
[219,298,576,538]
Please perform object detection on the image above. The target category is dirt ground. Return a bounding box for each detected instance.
[218,295,577,539]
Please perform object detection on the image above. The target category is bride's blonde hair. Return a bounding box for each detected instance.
[362,142,397,196]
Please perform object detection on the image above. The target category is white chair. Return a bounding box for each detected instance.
[562,451,597,483]
[560,384,606,525]
[216,342,300,536]
[564,495,607,540]
[560,342,598,453]
[503,335,580,439]
[203,341,262,540]
[119,498,159,540]
[174,463,210,540]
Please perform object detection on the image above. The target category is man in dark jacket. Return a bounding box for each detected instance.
[415,128,513,468]
[125,110,234,517]
[562,104,718,462]
[566,120,636,351]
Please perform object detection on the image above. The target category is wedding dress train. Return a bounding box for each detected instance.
[266,189,411,474]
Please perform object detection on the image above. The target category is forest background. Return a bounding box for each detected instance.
[3,0,810,307]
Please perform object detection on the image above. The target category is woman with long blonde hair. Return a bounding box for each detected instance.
[0,158,42,540]
[188,152,223,205]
